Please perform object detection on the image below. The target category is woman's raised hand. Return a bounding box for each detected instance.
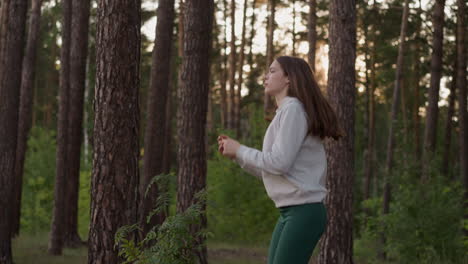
[217,134,240,160]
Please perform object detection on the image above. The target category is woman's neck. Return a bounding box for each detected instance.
[275,93,289,108]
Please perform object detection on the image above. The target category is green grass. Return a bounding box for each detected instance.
[12,233,87,264]
[11,234,266,264]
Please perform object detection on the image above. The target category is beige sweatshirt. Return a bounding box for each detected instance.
[235,96,328,208]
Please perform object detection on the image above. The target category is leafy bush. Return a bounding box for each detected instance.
[20,126,56,234]
[78,169,91,239]
[356,154,467,264]
[115,173,210,264]
[384,170,465,263]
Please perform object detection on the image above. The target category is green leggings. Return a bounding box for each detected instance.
[268,202,327,264]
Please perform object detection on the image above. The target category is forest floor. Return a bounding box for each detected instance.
[11,234,268,264]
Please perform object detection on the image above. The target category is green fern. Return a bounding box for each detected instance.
[115,173,212,264]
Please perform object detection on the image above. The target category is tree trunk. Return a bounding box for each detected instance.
[456,0,467,237]
[48,0,72,255]
[363,15,375,202]
[307,0,316,71]
[422,0,446,180]
[264,0,276,121]
[87,0,141,262]
[235,0,248,138]
[164,0,182,175]
[317,0,356,263]
[380,0,410,260]
[247,0,256,71]
[292,0,296,57]
[140,0,175,238]
[227,0,236,130]
[441,56,457,177]
[12,0,44,238]
[219,0,228,129]
[0,0,28,263]
[412,30,422,163]
[370,49,378,197]
[162,50,177,175]
[63,0,91,248]
[176,0,213,263]
[83,37,92,168]
[162,83,173,174]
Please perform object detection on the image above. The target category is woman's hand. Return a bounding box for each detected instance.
[217,134,240,160]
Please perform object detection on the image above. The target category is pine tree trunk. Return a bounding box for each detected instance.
[292,0,296,57]
[0,0,28,262]
[246,0,257,102]
[12,0,44,238]
[162,82,173,174]
[370,46,377,197]
[363,7,375,201]
[227,0,236,130]
[317,0,356,263]
[441,56,457,177]
[63,0,91,248]
[307,0,316,71]
[264,0,276,121]
[412,33,422,163]
[140,0,175,238]
[456,0,467,237]
[176,0,213,263]
[235,0,248,138]
[422,0,446,180]
[380,0,409,260]
[220,0,228,129]
[87,0,141,262]
[49,0,72,255]
[83,47,92,168]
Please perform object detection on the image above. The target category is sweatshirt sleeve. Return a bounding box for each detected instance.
[235,104,308,176]
[234,150,263,180]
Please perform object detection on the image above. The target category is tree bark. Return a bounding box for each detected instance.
[219,0,228,129]
[49,0,72,255]
[363,1,376,201]
[12,0,44,238]
[247,0,257,72]
[227,0,236,130]
[87,0,141,262]
[317,0,356,263]
[62,0,91,248]
[441,56,457,177]
[456,0,467,237]
[380,0,410,260]
[235,0,248,138]
[412,12,422,163]
[292,0,296,57]
[140,0,175,238]
[0,0,28,263]
[307,0,316,71]
[422,0,446,180]
[264,0,276,121]
[162,84,173,174]
[176,0,213,263]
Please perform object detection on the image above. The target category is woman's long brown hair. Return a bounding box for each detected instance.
[276,56,345,140]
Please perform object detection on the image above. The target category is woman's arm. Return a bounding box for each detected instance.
[234,154,263,180]
[235,104,308,176]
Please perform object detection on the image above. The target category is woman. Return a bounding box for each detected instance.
[217,56,344,264]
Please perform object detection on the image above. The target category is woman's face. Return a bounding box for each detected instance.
[264,60,289,97]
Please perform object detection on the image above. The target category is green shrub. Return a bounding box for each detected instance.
[115,173,210,264]
[78,169,91,239]
[384,172,465,263]
[356,155,467,264]
[20,126,56,234]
